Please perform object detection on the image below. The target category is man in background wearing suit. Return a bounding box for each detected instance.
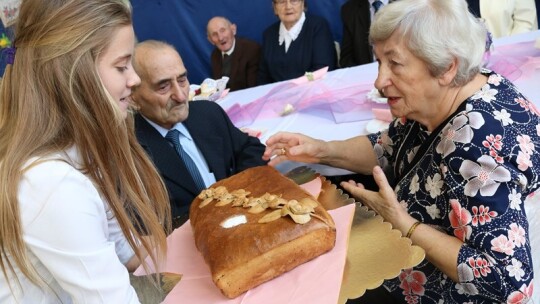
[131,40,267,227]
[340,0,389,68]
[207,16,261,91]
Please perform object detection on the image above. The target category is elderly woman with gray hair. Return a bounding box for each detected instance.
[262,0,537,302]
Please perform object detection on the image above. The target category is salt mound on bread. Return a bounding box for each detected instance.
[189,166,336,298]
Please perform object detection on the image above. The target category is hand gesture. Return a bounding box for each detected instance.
[340,166,414,233]
[262,132,328,167]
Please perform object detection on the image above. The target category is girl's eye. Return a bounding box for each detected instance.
[116,66,128,72]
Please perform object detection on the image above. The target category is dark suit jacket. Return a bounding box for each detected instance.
[211,37,261,92]
[135,100,267,220]
[465,0,481,17]
[339,0,374,68]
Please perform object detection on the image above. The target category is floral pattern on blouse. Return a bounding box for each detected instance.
[367,70,538,303]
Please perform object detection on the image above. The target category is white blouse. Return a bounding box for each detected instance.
[0,147,139,303]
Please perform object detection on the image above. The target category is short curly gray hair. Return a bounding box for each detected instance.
[370,0,487,86]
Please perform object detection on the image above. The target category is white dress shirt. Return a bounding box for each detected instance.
[0,146,139,303]
[222,38,236,57]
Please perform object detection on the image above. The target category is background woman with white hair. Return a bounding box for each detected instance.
[263,0,537,302]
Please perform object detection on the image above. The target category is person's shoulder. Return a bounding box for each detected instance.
[133,113,152,134]
[237,37,261,48]
[304,14,332,29]
[21,149,98,203]
[306,14,329,24]
[210,47,220,58]
[24,151,80,179]
[187,101,228,125]
[263,21,280,36]
[341,0,366,16]
[189,100,222,112]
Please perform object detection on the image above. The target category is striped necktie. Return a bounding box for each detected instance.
[165,129,206,192]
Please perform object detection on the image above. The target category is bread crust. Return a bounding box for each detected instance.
[190,166,336,298]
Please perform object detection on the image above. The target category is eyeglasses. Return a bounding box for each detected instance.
[274,0,303,6]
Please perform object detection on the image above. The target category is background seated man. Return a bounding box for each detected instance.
[131,40,267,227]
[340,0,389,68]
[207,16,261,91]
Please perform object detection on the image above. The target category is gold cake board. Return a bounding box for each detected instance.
[285,167,425,303]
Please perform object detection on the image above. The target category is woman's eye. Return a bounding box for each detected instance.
[116,66,128,72]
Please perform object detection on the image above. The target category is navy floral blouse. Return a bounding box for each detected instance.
[367,70,538,303]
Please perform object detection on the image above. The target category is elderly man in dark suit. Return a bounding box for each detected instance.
[207,16,261,91]
[340,0,389,68]
[131,40,267,227]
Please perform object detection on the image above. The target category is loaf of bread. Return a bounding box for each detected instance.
[189,166,336,298]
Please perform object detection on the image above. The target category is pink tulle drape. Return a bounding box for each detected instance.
[226,67,389,127]
[486,41,540,82]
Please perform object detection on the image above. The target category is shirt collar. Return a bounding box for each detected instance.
[369,0,389,8]
[278,12,306,48]
[142,115,193,141]
[222,38,236,57]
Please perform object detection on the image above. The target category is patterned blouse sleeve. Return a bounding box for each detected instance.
[367,118,411,172]
[439,75,538,302]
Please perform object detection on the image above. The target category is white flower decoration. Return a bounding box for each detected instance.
[491,234,515,255]
[508,189,522,210]
[459,155,511,197]
[425,173,444,198]
[409,174,420,194]
[509,223,526,247]
[471,84,498,102]
[455,282,479,295]
[493,109,513,126]
[426,204,441,219]
[436,113,484,157]
[488,74,502,86]
[536,124,540,137]
[517,134,535,155]
[517,151,532,171]
[366,88,387,103]
[506,258,525,281]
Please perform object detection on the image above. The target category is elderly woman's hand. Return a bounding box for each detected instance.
[341,166,417,234]
[263,131,328,167]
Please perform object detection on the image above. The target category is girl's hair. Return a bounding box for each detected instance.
[370,0,487,86]
[0,0,170,289]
